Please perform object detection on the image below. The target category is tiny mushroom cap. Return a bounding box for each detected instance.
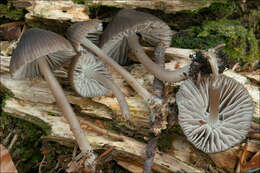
[69,50,110,97]
[10,28,76,79]
[176,75,254,153]
[100,9,172,65]
[69,51,131,119]
[66,19,103,49]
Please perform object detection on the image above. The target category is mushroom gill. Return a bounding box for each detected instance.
[176,75,254,153]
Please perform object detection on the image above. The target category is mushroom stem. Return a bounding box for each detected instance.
[127,34,190,82]
[209,83,221,126]
[93,73,130,120]
[37,57,96,164]
[81,38,154,103]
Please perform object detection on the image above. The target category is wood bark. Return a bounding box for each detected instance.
[13,0,226,21]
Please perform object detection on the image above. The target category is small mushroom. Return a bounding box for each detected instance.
[67,19,103,50]
[176,75,254,153]
[66,20,154,104]
[100,9,190,83]
[10,28,96,164]
[69,50,130,119]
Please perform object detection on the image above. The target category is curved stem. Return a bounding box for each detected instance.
[37,58,96,167]
[127,34,190,82]
[94,73,130,120]
[81,38,153,103]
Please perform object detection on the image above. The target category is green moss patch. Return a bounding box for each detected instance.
[198,19,259,65]
[0,2,26,24]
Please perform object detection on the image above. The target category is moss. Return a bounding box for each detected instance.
[0,84,14,108]
[47,112,61,117]
[199,1,241,19]
[0,2,26,23]
[0,114,44,172]
[253,117,260,124]
[157,123,183,151]
[197,19,259,65]
[2,111,51,135]
[171,30,225,49]
[27,18,72,37]
[172,18,259,65]
[73,0,85,5]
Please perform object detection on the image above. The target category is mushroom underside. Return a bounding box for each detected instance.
[12,50,76,79]
[176,75,254,153]
[70,51,110,97]
[101,21,172,65]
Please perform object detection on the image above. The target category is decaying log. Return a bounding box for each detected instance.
[2,93,202,173]
[1,51,259,172]
[13,0,224,19]
[2,54,259,120]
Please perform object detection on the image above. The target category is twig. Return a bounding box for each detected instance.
[3,132,13,145]
[232,63,239,71]
[72,145,78,159]
[143,42,165,173]
[85,121,124,141]
[0,22,25,28]
[18,24,27,41]
[39,155,46,173]
[94,146,115,165]
[213,43,226,50]
[8,134,18,151]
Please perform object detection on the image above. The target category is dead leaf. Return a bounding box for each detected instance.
[241,152,260,172]
[238,140,260,173]
[0,144,18,173]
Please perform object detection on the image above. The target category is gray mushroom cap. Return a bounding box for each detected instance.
[10,28,76,79]
[176,75,254,153]
[69,50,110,97]
[66,19,103,47]
[99,9,172,65]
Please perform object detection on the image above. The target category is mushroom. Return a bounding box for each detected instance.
[99,9,191,83]
[9,28,96,164]
[176,44,253,153]
[67,19,170,136]
[67,19,103,51]
[177,43,253,153]
[66,20,155,104]
[176,75,254,153]
[69,50,130,119]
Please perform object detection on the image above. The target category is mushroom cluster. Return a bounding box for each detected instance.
[67,19,130,119]
[9,8,254,172]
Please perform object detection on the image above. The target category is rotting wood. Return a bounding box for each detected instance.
[12,0,225,18]
[1,53,259,173]
[2,97,203,173]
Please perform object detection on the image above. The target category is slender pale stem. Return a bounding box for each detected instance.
[209,83,221,126]
[81,38,153,103]
[127,34,190,82]
[94,73,130,119]
[37,58,96,165]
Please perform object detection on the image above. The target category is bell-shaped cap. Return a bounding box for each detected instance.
[69,50,110,97]
[10,28,76,79]
[176,75,254,153]
[66,19,103,46]
[100,9,172,65]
